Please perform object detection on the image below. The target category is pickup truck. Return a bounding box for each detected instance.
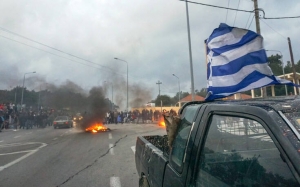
[135,96,300,187]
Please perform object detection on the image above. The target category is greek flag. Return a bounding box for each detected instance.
[205,23,296,101]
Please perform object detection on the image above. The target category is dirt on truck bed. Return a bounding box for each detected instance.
[143,135,170,155]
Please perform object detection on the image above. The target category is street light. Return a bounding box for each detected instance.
[266,50,288,96]
[114,57,128,111]
[172,74,181,106]
[21,71,36,108]
[104,81,114,110]
[184,0,195,101]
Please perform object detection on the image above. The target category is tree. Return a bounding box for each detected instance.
[284,61,292,74]
[155,95,172,107]
[268,54,283,76]
[267,55,292,96]
[171,91,189,105]
[195,88,207,97]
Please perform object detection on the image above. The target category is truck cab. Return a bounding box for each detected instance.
[136,96,300,187]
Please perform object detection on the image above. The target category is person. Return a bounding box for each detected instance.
[110,111,114,124]
[12,112,19,131]
[114,110,118,124]
[0,110,4,132]
[136,110,141,124]
[149,109,153,122]
[19,112,27,129]
[142,109,146,123]
[106,112,110,124]
[117,113,122,124]
[120,111,124,124]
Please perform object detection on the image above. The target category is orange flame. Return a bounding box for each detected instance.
[159,121,166,127]
[86,123,108,132]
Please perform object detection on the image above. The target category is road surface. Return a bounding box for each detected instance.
[0,123,166,187]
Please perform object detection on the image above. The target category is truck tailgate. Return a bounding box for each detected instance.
[135,136,169,187]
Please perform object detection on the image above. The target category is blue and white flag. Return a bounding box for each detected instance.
[205,23,298,101]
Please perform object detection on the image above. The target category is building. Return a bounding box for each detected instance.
[175,94,205,107]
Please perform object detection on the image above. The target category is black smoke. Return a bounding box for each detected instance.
[79,86,110,130]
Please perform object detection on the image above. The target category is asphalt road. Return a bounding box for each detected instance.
[0,122,166,187]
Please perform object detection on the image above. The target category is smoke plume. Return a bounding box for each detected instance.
[79,86,110,130]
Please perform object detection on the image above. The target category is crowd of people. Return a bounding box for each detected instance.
[0,102,55,131]
[105,109,164,124]
[0,101,177,130]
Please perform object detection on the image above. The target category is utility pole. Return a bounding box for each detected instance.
[185,0,195,101]
[288,37,298,95]
[253,0,266,97]
[14,87,17,104]
[253,0,261,34]
[156,81,162,97]
[38,86,41,112]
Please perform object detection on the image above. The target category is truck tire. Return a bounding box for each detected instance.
[139,175,150,187]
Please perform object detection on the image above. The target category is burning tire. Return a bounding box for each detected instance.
[85,123,111,133]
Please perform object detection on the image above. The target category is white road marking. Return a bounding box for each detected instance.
[0,150,35,156]
[0,141,3,143]
[110,177,121,187]
[60,134,64,137]
[53,138,58,140]
[26,132,32,134]
[0,142,47,172]
[109,144,114,155]
[109,133,112,139]
[14,136,21,139]
[131,146,136,154]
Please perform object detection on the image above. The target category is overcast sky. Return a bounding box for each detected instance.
[0,0,299,100]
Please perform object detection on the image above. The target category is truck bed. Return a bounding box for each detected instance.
[143,135,170,155]
[135,135,169,187]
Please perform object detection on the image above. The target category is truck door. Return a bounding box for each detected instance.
[189,106,298,186]
[163,105,205,187]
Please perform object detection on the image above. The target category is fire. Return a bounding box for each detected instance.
[159,120,166,127]
[85,123,110,133]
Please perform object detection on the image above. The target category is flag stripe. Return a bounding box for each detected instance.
[211,50,268,76]
[208,28,248,50]
[209,71,276,94]
[210,36,264,66]
[209,29,257,56]
[207,23,233,43]
[207,62,211,80]
[210,64,273,87]
[211,77,293,99]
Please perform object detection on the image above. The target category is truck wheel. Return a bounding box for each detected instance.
[139,175,150,187]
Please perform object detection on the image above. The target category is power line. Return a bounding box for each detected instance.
[181,0,300,19]
[233,0,241,26]
[225,0,231,23]
[0,26,112,71]
[0,34,126,75]
[260,19,286,39]
[248,15,255,29]
[180,0,253,13]
[0,26,145,81]
[245,12,252,28]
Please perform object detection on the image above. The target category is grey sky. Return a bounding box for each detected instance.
[0,0,299,102]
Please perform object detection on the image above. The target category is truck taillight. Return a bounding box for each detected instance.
[65,122,68,124]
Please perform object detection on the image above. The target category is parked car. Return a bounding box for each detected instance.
[136,96,300,187]
[53,116,73,129]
